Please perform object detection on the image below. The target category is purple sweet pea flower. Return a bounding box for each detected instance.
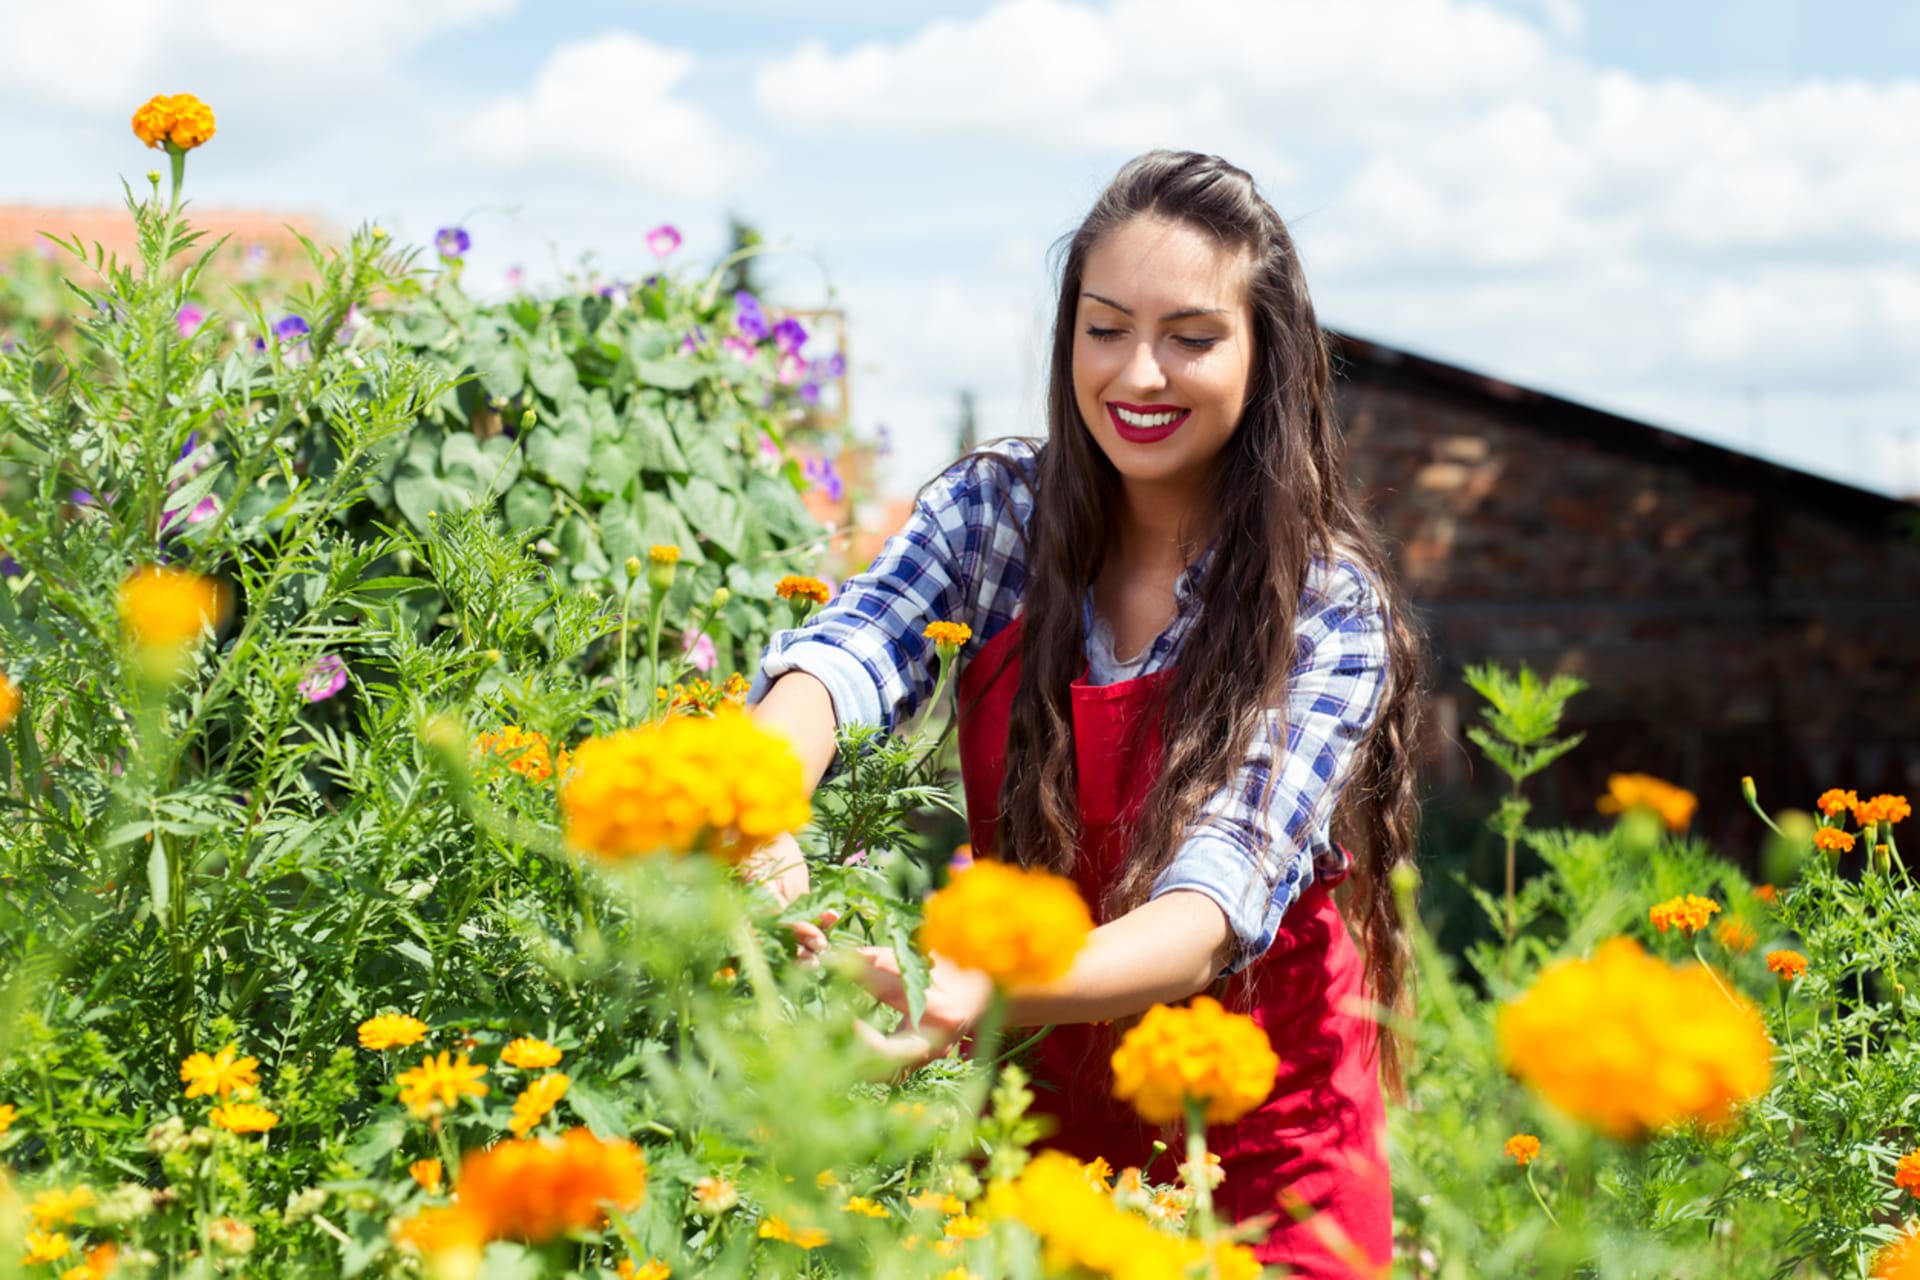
[297,653,348,704]
[819,352,846,380]
[646,224,682,256]
[175,304,205,340]
[682,630,716,673]
[435,227,471,260]
[733,291,768,341]
[0,556,19,578]
[798,381,821,407]
[251,337,267,352]
[274,315,310,343]
[679,325,707,355]
[802,455,844,502]
[721,335,757,363]
[776,352,807,386]
[771,316,808,356]
[875,424,893,459]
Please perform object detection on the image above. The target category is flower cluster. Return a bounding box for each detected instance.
[131,93,217,150]
[1648,894,1722,935]
[473,724,565,782]
[757,1216,832,1249]
[560,709,810,862]
[775,574,832,606]
[1496,937,1772,1139]
[1504,1134,1542,1166]
[917,859,1093,988]
[1596,773,1698,832]
[1110,996,1280,1126]
[656,673,751,716]
[396,1128,647,1250]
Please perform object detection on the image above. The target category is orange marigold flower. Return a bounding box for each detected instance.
[1596,772,1697,832]
[923,620,973,650]
[774,574,831,605]
[68,1242,117,1280]
[1497,937,1772,1140]
[1855,794,1913,827]
[561,709,810,862]
[410,1158,444,1194]
[29,1186,96,1228]
[1110,996,1280,1126]
[1753,884,1778,904]
[22,1230,70,1265]
[451,1128,647,1244]
[1814,827,1856,855]
[473,726,560,782]
[357,1013,428,1051]
[499,1037,563,1070]
[1765,950,1808,982]
[1648,894,1721,935]
[209,1102,279,1133]
[392,1204,487,1256]
[0,672,19,731]
[692,1175,738,1215]
[131,93,217,150]
[180,1044,260,1099]
[618,1261,671,1280]
[1876,1227,1920,1280]
[1816,788,1859,817]
[1504,1134,1541,1166]
[395,1051,488,1117]
[919,859,1093,988]
[1715,919,1757,953]
[1896,1150,1920,1197]
[118,565,226,651]
[508,1072,570,1138]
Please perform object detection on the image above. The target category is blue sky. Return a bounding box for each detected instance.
[4,0,1916,499]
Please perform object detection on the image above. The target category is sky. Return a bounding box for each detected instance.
[3,0,1917,500]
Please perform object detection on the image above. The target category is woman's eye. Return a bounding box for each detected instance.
[1082,326,1216,351]
[1084,326,1122,340]
[1176,337,1218,350]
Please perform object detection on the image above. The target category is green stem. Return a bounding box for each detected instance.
[645,593,668,719]
[1690,938,1740,1008]
[1184,1099,1219,1264]
[615,572,640,725]
[1523,1162,1560,1226]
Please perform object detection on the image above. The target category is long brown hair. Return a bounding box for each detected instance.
[991,150,1427,1091]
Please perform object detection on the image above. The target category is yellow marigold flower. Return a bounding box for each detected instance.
[1856,794,1912,827]
[758,1217,830,1249]
[1596,772,1697,832]
[1896,1149,1920,1197]
[909,1190,965,1215]
[23,1230,70,1265]
[1814,827,1856,855]
[509,1072,570,1138]
[618,1261,671,1280]
[757,1217,790,1242]
[180,1044,260,1099]
[937,1271,978,1280]
[392,1205,486,1256]
[1876,1228,1920,1280]
[29,1186,96,1228]
[943,1213,987,1239]
[452,1128,647,1244]
[357,1014,428,1051]
[499,1037,563,1070]
[1648,894,1721,935]
[1504,1134,1541,1166]
[1081,1155,1113,1188]
[1816,788,1859,817]
[409,1158,444,1194]
[1110,995,1280,1126]
[210,1102,279,1133]
[774,574,831,605]
[560,709,810,863]
[395,1050,489,1117]
[473,726,560,782]
[985,1151,1203,1278]
[814,1169,839,1189]
[923,620,973,650]
[843,1196,890,1219]
[131,93,217,150]
[0,1102,16,1133]
[692,1175,738,1215]
[1496,937,1772,1140]
[118,566,225,651]
[919,859,1093,988]
[648,544,682,565]
[0,672,18,731]
[1715,919,1757,953]
[1765,950,1808,982]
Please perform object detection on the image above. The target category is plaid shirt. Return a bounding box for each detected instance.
[751,439,1391,973]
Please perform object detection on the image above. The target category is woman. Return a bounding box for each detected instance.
[747,150,1425,1276]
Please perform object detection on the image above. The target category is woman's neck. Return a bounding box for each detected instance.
[1111,476,1213,576]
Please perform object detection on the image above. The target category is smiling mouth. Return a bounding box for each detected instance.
[1107,402,1190,443]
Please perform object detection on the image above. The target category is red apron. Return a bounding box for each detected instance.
[956,618,1393,1277]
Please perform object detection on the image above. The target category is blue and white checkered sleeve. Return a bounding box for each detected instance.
[1149,559,1391,974]
[749,444,1034,736]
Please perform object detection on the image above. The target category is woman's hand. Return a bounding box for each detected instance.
[848,947,994,1067]
[741,832,837,967]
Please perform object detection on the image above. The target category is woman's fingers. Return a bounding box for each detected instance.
[852,1014,946,1070]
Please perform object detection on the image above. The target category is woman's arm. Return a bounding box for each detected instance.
[740,669,838,913]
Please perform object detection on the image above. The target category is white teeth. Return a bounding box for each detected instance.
[1114,407,1182,427]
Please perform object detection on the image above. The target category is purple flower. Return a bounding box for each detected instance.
[297,654,348,704]
[0,556,19,578]
[721,335,758,363]
[274,315,310,343]
[843,846,870,867]
[679,325,707,355]
[244,243,268,277]
[771,316,808,356]
[733,291,768,341]
[802,455,844,502]
[682,630,716,673]
[798,381,821,407]
[160,496,218,535]
[818,351,846,380]
[175,304,206,340]
[646,224,682,256]
[776,352,807,386]
[875,424,893,459]
[435,227,471,260]
[70,489,96,507]
[252,337,267,352]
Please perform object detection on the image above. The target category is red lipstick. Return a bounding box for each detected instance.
[1106,401,1191,444]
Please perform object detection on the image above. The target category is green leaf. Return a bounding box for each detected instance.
[670,476,746,559]
[524,422,591,494]
[466,328,529,400]
[557,514,611,581]
[564,1078,629,1139]
[622,400,688,474]
[745,471,821,546]
[345,1113,408,1172]
[889,919,931,1029]
[527,345,580,402]
[441,432,522,495]
[633,357,700,391]
[585,432,641,503]
[503,479,554,534]
[147,836,170,927]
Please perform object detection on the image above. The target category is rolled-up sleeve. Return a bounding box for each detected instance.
[1149,559,1391,974]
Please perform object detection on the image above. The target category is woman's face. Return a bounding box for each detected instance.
[1071,215,1256,496]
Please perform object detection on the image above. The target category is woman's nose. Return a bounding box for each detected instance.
[1122,339,1167,391]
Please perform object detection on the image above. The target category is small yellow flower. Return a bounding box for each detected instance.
[23,1230,70,1265]
[774,574,831,606]
[357,1014,428,1051]
[918,859,1093,988]
[60,1242,117,1280]
[180,1044,260,1099]
[131,93,217,150]
[409,1158,444,1194]
[647,545,682,566]
[509,1072,570,1138]
[499,1037,563,1070]
[908,1190,964,1215]
[942,1213,987,1239]
[1504,1134,1541,1166]
[473,726,563,782]
[395,1051,489,1117]
[842,1195,889,1218]
[0,672,19,731]
[1714,919,1757,953]
[814,1169,839,1189]
[210,1102,279,1133]
[922,620,972,650]
[29,1186,96,1228]
[758,1217,831,1249]
[1596,772,1697,831]
[617,1261,671,1280]
[1110,996,1280,1126]
[0,1102,16,1133]
[1854,794,1912,828]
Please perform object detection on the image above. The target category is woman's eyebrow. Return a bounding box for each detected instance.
[1081,291,1228,322]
